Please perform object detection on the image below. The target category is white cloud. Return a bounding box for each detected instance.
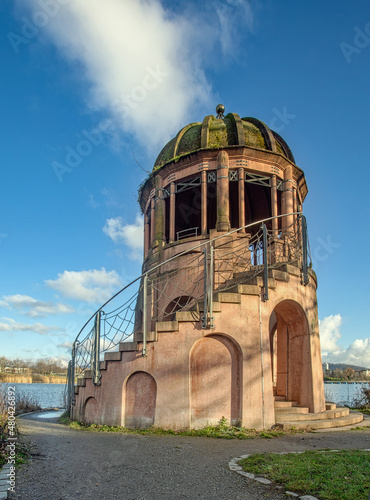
[2,294,75,318]
[0,317,61,336]
[57,341,73,352]
[17,0,254,153]
[103,214,143,260]
[319,314,342,355]
[320,314,370,367]
[45,268,122,303]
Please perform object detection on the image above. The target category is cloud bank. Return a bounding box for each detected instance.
[0,317,61,336]
[45,268,122,303]
[2,294,75,318]
[320,314,370,367]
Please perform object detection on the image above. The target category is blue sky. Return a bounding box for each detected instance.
[1,0,370,367]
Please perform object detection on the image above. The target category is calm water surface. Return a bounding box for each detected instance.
[1,382,65,408]
[324,382,370,406]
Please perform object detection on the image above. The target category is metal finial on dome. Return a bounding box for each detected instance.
[216,104,225,119]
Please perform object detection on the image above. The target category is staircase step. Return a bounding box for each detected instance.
[276,407,349,423]
[223,284,260,296]
[275,406,309,414]
[274,395,287,401]
[104,351,122,361]
[274,401,298,408]
[214,292,241,304]
[325,402,337,411]
[277,411,364,430]
[156,321,178,333]
[119,341,139,352]
[135,331,158,342]
[175,310,200,322]
[269,269,289,282]
[198,301,221,312]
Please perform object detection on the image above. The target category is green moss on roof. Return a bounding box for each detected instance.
[177,125,201,156]
[243,121,266,149]
[152,112,295,171]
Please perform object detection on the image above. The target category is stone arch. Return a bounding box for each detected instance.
[124,371,157,429]
[190,334,242,428]
[269,299,313,409]
[83,396,100,425]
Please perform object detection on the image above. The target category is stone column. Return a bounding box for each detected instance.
[238,167,245,232]
[150,198,155,246]
[282,166,294,230]
[216,151,231,232]
[201,170,207,235]
[154,176,165,245]
[144,214,150,256]
[271,175,278,237]
[169,182,176,242]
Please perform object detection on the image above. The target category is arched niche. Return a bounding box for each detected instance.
[125,371,157,429]
[83,396,100,425]
[190,334,242,428]
[269,300,313,409]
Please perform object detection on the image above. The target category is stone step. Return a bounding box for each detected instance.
[222,284,261,296]
[156,320,178,333]
[276,407,349,423]
[325,402,337,410]
[274,400,298,408]
[277,410,364,430]
[175,310,200,322]
[119,341,139,352]
[274,395,287,401]
[275,406,309,414]
[213,292,241,304]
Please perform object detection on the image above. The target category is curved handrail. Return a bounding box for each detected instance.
[73,212,303,345]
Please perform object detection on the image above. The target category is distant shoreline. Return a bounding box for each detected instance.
[0,374,67,384]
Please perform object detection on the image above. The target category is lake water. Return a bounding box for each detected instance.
[1,382,66,409]
[1,381,368,410]
[324,382,370,406]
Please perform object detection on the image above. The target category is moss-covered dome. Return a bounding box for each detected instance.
[153,110,295,170]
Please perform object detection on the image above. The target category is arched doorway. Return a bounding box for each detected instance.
[125,371,157,428]
[269,300,313,409]
[190,334,241,428]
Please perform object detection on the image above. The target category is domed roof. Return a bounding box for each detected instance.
[153,107,295,170]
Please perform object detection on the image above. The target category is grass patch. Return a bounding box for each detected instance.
[0,386,34,470]
[239,449,370,500]
[60,414,304,439]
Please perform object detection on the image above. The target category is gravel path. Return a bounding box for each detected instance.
[8,412,370,500]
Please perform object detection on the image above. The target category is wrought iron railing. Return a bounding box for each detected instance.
[67,213,311,412]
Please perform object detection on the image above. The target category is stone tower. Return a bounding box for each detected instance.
[71,107,363,430]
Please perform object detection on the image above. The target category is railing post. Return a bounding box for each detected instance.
[92,311,101,385]
[301,215,309,285]
[209,244,215,329]
[202,247,208,329]
[67,360,72,414]
[142,274,148,356]
[261,223,269,301]
[70,342,76,410]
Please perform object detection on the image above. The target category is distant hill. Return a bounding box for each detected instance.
[324,362,369,371]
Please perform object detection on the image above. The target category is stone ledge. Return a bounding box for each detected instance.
[119,341,139,352]
[175,310,200,322]
[104,351,122,362]
[156,321,178,332]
